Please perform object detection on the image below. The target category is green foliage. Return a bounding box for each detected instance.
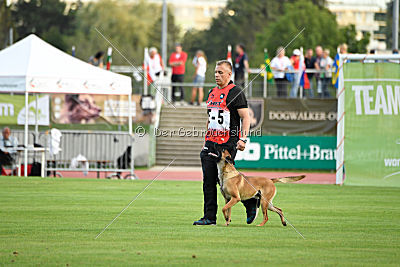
[148,6,180,54]
[256,0,339,59]
[10,0,77,51]
[69,0,178,65]
[0,177,399,265]
[339,24,370,53]
[183,0,280,64]
[0,0,12,49]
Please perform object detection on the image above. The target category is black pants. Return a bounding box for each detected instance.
[200,141,256,221]
[275,78,288,98]
[320,78,331,98]
[0,150,14,175]
[171,74,185,102]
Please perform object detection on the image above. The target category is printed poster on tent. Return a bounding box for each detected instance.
[0,94,50,125]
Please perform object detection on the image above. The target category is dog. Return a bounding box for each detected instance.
[216,149,305,227]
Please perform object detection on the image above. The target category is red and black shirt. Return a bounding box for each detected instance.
[205,81,247,145]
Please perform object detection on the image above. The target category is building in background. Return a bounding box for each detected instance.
[146,0,227,32]
[326,0,391,51]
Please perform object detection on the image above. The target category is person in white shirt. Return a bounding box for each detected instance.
[319,49,333,98]
[0,127,18,174]
[270,47,292,97]
[191,50,207,105]
[147,47,164,84]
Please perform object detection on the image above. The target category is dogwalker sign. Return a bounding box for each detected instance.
[336,56,400,187]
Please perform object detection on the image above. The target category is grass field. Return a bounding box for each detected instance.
[1,176,399,266]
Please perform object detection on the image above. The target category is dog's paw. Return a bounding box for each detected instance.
[282,221,287,227]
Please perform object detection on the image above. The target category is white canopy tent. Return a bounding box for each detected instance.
[0,34,133,177]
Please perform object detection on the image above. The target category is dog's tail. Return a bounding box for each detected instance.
[271,175,306,184]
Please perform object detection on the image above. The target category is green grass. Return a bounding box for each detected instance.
[0,177,399,266]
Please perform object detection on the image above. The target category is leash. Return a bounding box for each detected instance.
[224,159,306,239]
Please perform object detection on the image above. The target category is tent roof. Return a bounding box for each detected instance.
[0,34,131,95]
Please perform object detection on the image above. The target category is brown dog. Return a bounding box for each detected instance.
[217,149,305,226]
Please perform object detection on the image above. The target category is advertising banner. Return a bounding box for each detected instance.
[51,94,142,125]
[0,94,49,125]
[235,136,336,170]
[259,99,337,135]
[343,63,400,187]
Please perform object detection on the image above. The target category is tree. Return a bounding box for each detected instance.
[10,0,77,50]
[148,6,180,55]
[0,0,12,49]
[256,0,340,60]
[69,0,177,65]
[182,0,327,64]
[339,25,370,53]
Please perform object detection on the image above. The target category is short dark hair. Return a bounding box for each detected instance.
[216,60,232,71]
[237,43,245,51]
[95,51,104,59]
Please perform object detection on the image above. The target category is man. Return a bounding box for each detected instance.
[270,47,292,97]
[304,48,315,98]
[320,49,333,98]
[234,44,250,89]
[0,127,18,174]
[193,60,259,226]
[169,43,187,103]
[314,46,323,96]
[147,47,164,85]
[289,49,301,98]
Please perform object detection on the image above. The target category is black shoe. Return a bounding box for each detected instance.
[193,218,216,226]
[244,197,261,224]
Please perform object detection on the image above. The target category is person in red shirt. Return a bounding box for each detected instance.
[169,43,188,103]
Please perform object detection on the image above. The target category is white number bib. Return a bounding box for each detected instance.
[208,108,230,131]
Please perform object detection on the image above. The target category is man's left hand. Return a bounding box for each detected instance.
[236,140,246,151]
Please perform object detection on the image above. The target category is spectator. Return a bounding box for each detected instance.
[88,51,104,68]
[147,47,164,85]
[169,43,188,104]
[190,50,207,105]
[364,49,377,63]
[234,44,250,89]
[339,43,348,54]
[304,48,315,97]
[390,49,399,63]
[290,49,301,98]
[270,46,292,97]
[314,46,323,96]
[0,127,18,175]
[319,49,333,98]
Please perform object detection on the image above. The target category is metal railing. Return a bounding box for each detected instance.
[112,65,338,100]
[12,130,135,178]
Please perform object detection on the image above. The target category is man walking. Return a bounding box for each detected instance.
[169,43,187,104]
[193,60,259,226]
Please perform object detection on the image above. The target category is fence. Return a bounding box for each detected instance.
[12,130,135,178]
[112,65,337,100]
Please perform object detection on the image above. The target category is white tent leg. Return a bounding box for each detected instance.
[24,91,28,177]
[128,94,135,178]
[35,94,38,140]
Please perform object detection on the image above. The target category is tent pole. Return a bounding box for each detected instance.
[144,47,148,96]
[35,94,38,142]
[128,94,132,135]
[128,93,134,178]
[24,91,28,177]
